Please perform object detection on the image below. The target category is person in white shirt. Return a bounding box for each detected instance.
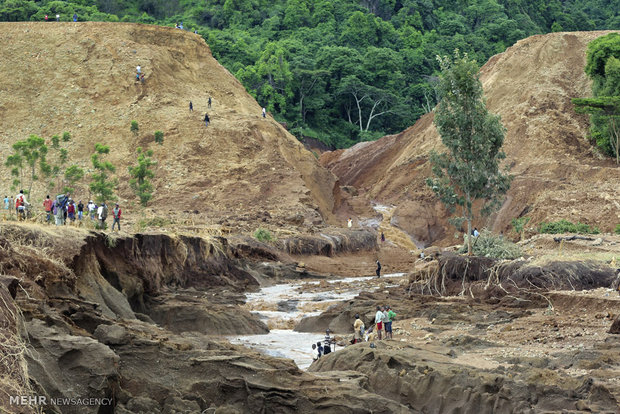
[375,306,384,340]
[311,343,319,361]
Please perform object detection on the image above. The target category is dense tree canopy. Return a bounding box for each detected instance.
[574,33,620,163]
[1,0,619,148]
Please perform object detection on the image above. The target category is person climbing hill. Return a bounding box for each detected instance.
[204,113,210,127]
[189,101,193,112]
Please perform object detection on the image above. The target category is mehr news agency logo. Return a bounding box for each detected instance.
[10,395,113,407]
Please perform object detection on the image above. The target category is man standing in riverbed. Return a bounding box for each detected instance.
[375,306,384,340]
[353,314,365,343]
[385,306,395,340]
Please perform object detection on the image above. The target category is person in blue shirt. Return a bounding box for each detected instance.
[73,13,77,22]
[3,196,9,211]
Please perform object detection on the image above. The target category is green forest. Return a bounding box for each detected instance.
[2,0,620,148]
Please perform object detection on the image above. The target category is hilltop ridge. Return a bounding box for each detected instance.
[0,22,337,229]
[322,31,620,246]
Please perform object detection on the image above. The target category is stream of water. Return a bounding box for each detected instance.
[230,273,406,369]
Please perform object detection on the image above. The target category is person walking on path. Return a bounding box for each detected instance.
[112,203,122,231]
[353,314,365,344]
[43,195,53,223]
[204,113,210,127]
[208,97,212,108]
[189,101,193,112]
[262,107,266,118]
[375,306,384,340]
[375,260,381,278]
[385,306,396,340]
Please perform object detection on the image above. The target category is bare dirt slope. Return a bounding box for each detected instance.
[321,31,620,247]
[0,22,337,228]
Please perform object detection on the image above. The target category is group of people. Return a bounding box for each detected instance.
[311,307,397,362]
[41,194,122,230]
[311,329,336,361]
[353,306,395,343]
[135,65,145,83]
[2,190,122,231]
[43,13,77,21]
[188,98,212,127]
[374,305,396,340]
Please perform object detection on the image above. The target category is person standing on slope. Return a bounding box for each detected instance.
[189,101,193,112]
[375,306,384,340]
[43,195,53,223]
[112,203,122,232]
[204,113,210,127]
[375,260,381,278]
[262,107,266,118]
[77,200,84,222]
[208,97,212,108]
[73,13,77,22]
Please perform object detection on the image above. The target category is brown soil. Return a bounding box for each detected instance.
[0,22,338,232]
[321,31,620,247]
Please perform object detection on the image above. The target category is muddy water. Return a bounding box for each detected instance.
[230,273,406,369]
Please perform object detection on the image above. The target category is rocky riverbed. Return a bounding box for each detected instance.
[1,223,619,413]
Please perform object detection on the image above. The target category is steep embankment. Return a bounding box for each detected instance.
[0,224,412,413]
[0,22,337,228]
[322,31,620,246]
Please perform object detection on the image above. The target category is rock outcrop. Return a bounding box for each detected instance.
[310,341,620,413]
[0,223,412,413]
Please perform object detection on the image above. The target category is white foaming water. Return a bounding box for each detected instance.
[230,273,406,369]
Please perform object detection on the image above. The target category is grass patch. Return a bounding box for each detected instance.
[253,228,273,242]
[615,224,620,235]
[538,219,600,235]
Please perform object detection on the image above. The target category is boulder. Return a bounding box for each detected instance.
[24,319,119,414]
[94,324,129,346]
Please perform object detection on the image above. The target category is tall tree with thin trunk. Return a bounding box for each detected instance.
[426,51,511,255]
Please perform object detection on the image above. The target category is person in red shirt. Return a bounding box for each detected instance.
[43,195,53,223]
[112,203,122,232]
[67,200,76,224]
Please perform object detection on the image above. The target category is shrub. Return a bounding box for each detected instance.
[154,130,164,145]
[254,228,273,242]
[538,219,600,235]
[511,217,530,235]
[615,224,620,235]
[458,229,522,259]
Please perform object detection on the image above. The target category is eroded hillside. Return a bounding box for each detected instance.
[0,22,337,229]
[322,31,620,246]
